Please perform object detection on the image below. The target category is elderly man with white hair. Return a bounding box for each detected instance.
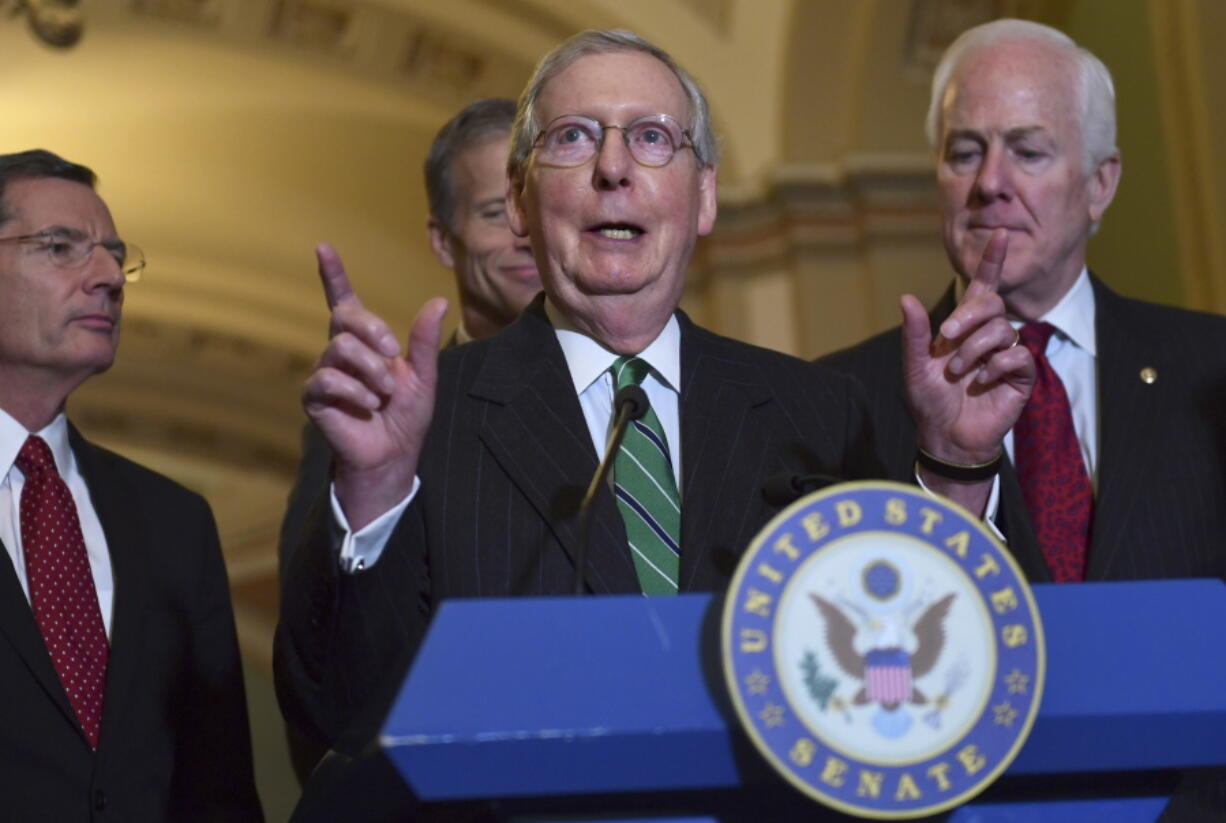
[824,22,1226,816]
[824,18,1226,592]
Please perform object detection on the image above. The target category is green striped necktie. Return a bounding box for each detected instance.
[611,355,680,595]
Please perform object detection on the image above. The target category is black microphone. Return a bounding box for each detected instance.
[760,472,844,506]
[574,385,650,595]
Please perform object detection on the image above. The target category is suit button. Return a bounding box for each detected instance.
[94,789,107,811]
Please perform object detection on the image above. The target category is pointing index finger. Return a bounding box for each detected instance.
[965,228,1009,300]
[316,242,361,311]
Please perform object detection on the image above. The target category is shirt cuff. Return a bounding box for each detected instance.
[913,468,1006,543]
[331,476,420,573]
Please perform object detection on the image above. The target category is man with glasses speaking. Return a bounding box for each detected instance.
[276,30,1034,758]
[0,150,262,820]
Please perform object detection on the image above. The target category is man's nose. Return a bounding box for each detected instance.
[592,126,633,190]
[973,144,1012,203]
[84,247,125,294]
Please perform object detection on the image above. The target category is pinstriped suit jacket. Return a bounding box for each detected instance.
[819,275,1226,585]
[275,297,885,750]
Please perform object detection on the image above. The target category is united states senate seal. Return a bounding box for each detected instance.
[723,481,1044,819]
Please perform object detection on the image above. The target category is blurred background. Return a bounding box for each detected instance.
[2,0,1222,817]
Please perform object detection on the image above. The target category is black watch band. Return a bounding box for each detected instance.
[915,447,1003,482]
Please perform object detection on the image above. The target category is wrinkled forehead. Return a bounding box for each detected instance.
[536,50,692,125]
[942,42,1080,136]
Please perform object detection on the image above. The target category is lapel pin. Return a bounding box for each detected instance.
[1139,367,1157,384]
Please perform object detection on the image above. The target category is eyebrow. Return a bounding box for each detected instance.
[945,126,1049,142]
[39,224,88,240]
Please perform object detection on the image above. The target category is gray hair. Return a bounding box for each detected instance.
[425,98,517,231]
[509,29,718,181]
[925,19,1117,173]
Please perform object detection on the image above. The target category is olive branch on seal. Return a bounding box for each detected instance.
[800,651,839,710]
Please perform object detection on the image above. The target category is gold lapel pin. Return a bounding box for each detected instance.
[1139,367,1157,384]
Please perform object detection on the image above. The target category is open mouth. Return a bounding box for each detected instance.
[590,223,645,240]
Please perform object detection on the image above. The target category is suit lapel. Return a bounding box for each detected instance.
[467,304,640,594]
[676,317,774,592]
[69,427,151,748]
[1086,278,1164,579]
[0,537,82,735]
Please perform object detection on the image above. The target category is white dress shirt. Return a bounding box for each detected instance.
[333,300,683,572]
[0,410,115,637]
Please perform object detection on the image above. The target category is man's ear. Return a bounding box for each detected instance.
[696,165,718,237]
[1088,151,1121,224]
[506,175,530,238]
[426,217,456,269]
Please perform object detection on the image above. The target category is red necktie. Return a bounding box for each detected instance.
[1013,323,1093,582]
[16,435,109,749]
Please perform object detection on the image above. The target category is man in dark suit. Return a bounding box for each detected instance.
[278,98,539,571]
[820,22,1226,820]
[276,29,1033,761]
[0,150,262,821]
[820,19,1226,586]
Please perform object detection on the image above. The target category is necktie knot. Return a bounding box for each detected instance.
[15,435,57,479]
[612,355,652,390]
[1018,322,1057,358]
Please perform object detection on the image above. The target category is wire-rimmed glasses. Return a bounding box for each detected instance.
[0,227,146,282]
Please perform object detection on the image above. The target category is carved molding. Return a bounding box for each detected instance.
[125,0,532,102]
[698,157,939,278]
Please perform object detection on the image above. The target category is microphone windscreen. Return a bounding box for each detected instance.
[614,385,649,421]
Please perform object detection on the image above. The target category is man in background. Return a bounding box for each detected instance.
[823,17,1226,585]
[0,149,262,820]
[820,20,1226,819]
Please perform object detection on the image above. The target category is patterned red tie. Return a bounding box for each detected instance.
[16,435,109,749]
[1013,323,1093,582]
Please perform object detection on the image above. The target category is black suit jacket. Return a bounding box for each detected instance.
[0,426,263,821]
[818,275,1226,584]
[275,299,884,751]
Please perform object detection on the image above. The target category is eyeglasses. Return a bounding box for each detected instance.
[532,113,695,168]
[0,228,146,282]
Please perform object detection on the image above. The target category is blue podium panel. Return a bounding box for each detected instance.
[382,595,740,799]
[1010,579,1226,773]
[383,580,1226,803]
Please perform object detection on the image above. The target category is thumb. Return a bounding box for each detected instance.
[405,297,449,386]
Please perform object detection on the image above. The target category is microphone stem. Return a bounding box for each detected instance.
[574,403,636,595]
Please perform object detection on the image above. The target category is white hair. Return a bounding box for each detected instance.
[924,19,1117,174]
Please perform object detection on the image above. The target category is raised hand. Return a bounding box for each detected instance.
[302,243,448,529]
[900,229,1034,511]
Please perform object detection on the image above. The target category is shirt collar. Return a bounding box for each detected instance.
[953,267,1096,357]
[544,297,681,394]
[0,409,73,479]
[1038,267,1096,357]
